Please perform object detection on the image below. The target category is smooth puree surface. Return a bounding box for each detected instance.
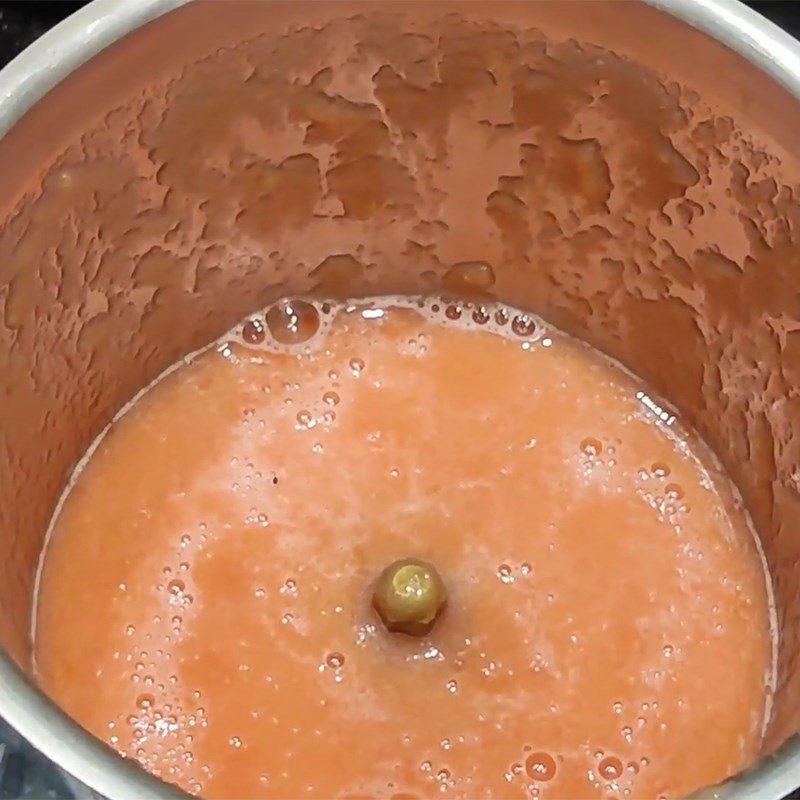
[34,298,774,799]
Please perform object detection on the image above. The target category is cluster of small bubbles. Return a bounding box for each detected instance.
[281,612,294,625]
[577,435,619,482]
[400,332,430,357]
[529,652,553,675]
[633,460,691,526]
[166,580,193,610]
[295,409,316,429]
[520,562,532,576]
[642,491,688,522]
[416,645,442,662]
[244,510,270,527]
[280,578,298,596]
[525,752,557,782]
[355,622,377,646]
[229,736,243,749]
[481,659,500,678]
[636,391,677,425]
[350,357,365,376]
[445,679,459,695]
[436,768,453,789]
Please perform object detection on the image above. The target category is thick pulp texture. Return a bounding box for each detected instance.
[35,299,773,799]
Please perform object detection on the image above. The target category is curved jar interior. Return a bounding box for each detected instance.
[2,1,800,795]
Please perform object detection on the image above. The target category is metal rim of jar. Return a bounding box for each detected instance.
[0,1,797,798]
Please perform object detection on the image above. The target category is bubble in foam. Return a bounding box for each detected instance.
[665,483,685,500]
[296,410,314,428]
[265,299,320,345]
[241,319,266,345]
[497,564,514,584]
[525,752,556,782]
[581,438,603,457]
[223,297,553,379]
[598,756,623,780]
[472,306,490,325]
[326,652,345,669]
[511,314,537,337]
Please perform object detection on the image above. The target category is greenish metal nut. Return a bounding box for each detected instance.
[372,558,447,636]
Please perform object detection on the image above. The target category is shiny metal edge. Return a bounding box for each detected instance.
[0,0,799,797]
[0,0,191,794]
[0,662,188,800]
[646,0,800,102]
[0,0,188,138]
[648,9,800,800]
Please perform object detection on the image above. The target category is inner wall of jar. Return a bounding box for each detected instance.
[2,0,800,760]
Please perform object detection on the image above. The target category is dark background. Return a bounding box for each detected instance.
[1,1,799,59]
[0,1,798,798]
